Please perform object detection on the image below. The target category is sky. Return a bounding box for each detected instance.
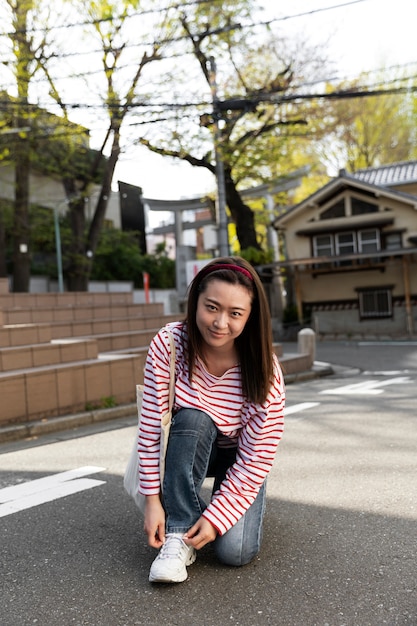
[262,0,416,77]
[113,0,417,205]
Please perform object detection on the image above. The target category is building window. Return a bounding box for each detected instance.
[358,229,380,253]
[313,234,333,256]
[320,200,345,220]
[335,232,356,255]
[385,232,402,250]
[358,288,392,318]
[312,229,382,259]
[351,197,378,215]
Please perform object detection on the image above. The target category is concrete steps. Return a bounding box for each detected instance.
[47,313,178,341]
[0,290,134,309]
[0,323,52,347]
[0,291,176,428]
[1,301,164,325]
[0,351,146,425]
[0,338,98,371]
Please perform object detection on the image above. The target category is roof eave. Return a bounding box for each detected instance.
[274,175,417,229]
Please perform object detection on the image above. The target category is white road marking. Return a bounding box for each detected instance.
[0,466,106,518]
[319,377,411,396]
[285,402,320,415]
[363,370,411,376]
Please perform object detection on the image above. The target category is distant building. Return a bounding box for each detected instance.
[274,161,417,337]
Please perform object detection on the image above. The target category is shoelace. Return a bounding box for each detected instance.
[159,536,186,559]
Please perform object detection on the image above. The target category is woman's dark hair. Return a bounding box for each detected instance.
[185,256,274,405]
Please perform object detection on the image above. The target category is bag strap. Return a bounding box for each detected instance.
[167,331,176,411]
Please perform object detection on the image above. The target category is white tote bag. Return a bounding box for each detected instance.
[123,332,176,514]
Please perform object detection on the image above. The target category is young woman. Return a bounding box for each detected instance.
[138,256,285,583]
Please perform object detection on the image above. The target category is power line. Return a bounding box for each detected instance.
[2,43,415,97]
[0,0,216,37]
[0,0,388,98]
[1,62,415,112]
[2,1,414,131]
[264,0,369,23]
[0,0,369,42]
[1,79,414,147]
[1,78,415,121]
[1,0,409,106]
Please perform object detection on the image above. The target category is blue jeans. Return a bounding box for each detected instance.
[162,408,267,566]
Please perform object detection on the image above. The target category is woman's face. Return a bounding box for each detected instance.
[196,278,252,352]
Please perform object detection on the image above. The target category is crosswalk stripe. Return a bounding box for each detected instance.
[0,478,105,518]
[0,466,106,518]
[285,402,320,415]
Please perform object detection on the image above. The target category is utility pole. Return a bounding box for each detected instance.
[208,56,229,257]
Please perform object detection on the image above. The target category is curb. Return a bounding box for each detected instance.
[284,363,334,384]
[0,404,137,445]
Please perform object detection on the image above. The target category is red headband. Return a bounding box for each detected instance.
[199,263,253,281]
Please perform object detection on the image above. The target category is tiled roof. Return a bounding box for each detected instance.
[351,161,417,186]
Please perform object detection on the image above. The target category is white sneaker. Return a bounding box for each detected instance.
[149,533,197,583]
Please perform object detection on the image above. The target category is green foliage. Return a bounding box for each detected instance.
[240,247,274,266]
[90,227,144,285]
[141,243,176,289]
[79,226,176,288]
[0,201,14,230]
[1,201,61,278]
[101,395,116,408]
[317,72,417,171]
[0,200,14,274]
[3,204,176,289]
[0,93,104,182]
[30,205,61,277]
[85,395,116,411]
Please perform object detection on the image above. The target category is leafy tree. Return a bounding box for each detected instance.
[316,73,417,172]
[2,0,170,291]
[136,0,329,252]
[44,0,172,291]
[1,1,106,291]
[2,0,42,291]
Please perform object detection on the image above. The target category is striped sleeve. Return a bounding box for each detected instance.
[137,327,174,495]
[202,357,285,535]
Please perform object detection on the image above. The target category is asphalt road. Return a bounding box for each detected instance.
[1,341,416,626]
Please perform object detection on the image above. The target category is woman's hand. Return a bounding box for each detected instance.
[184,516,217,550]
[144,495,166,548]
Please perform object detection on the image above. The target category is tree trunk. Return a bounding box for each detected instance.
[12,133,31,292]
[224,168,261,251]
[11,1,33,293]
[88,136,119,253]
[65,129,120,291]
[66,192,89,292]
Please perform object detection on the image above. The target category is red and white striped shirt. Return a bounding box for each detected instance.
[138,322,285,536]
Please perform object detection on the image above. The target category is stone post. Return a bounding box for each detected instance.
[298,328,316,367]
